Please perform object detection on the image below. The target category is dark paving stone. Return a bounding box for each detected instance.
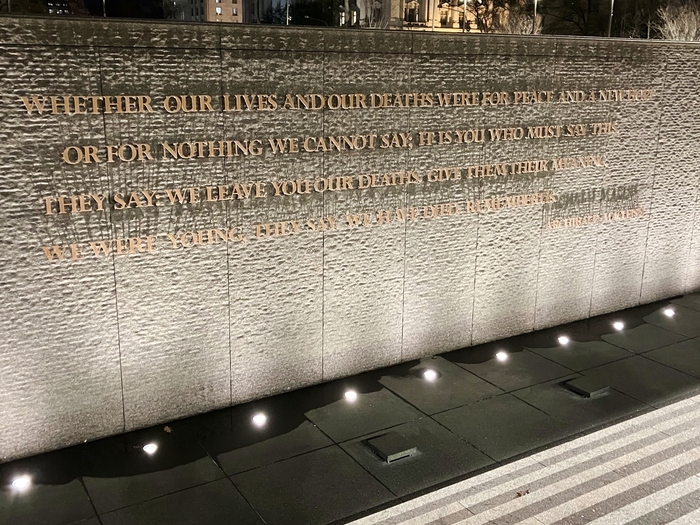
[365,432,416,463]
[512,376,648,432]
[198,397,333,475]
[432,394,577,462]
[582,355,700,407]
[445,345,572,392]
[526,340,633,372]
[563,376,610,398]
[670,293,700,313]
[377,356,503,415]
[525,318,592,346]
[0,479,95,525]
[99,479,263,525]
[0,448,95,525]
[81,426,224,514]
[231,446,393,525]
[340,418,494,497]
[645,339,700,379]
[601,324,687,353]
[163,406,236,441]
[298,378,423,443]
[68,519,101,525]
[643,304,700,338]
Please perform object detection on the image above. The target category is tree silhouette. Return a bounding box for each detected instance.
[656,0,700,40]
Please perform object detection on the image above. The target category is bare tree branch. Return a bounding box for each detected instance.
[656,0,700,40]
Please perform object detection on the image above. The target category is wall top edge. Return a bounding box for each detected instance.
[0,14,698,55]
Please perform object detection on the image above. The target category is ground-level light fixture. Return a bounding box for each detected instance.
[613,321,625,331]
[495,351,509,362]
[423,369,438,382]
[558,335,570,346]
[344,390,358,402]
[11,475,31,492]
[663,308,675,318]
[252,413,267,427]
[142,443,158,455]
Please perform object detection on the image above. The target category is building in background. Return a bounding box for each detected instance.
[351,0,483,30]
[164,0,243,22]
[47,1,70,14]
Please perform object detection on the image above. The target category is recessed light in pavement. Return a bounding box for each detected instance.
[423,369,438,381]
[252,413,267,427]
[344,390,358,402]
[11,475,31,492]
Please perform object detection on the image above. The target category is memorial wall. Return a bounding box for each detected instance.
[1,16,699,462]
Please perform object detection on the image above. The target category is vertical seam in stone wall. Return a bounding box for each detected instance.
[588,82,598,324]
[468,105,484,347]
[590,47,617,317]
[321,43,326,381]
[217,26,234,407]
[638,53,669,305]
[400,38,414,362]
[686,175,700,294]
[533,39,562,330]
[684,63,700,294]
[96,44,127,432]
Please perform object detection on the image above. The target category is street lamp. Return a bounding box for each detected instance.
[532,0,537,34]
[463,0,471,33]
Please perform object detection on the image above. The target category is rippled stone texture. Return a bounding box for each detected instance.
[0,18,698,461]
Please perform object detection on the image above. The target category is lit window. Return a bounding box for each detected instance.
[232,7,237,15]
[216,6,222,14]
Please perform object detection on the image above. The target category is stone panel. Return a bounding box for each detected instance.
[0,45,123,460]
[320,51,411,378]
[641,50,700,303]
[221,48,326,402]
[98,46,231,429]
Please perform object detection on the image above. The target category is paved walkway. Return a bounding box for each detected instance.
[351,394,700,525]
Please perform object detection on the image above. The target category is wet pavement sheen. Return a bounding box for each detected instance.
[3,295,700,525]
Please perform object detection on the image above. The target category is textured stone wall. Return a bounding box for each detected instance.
[0,16,698,461]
